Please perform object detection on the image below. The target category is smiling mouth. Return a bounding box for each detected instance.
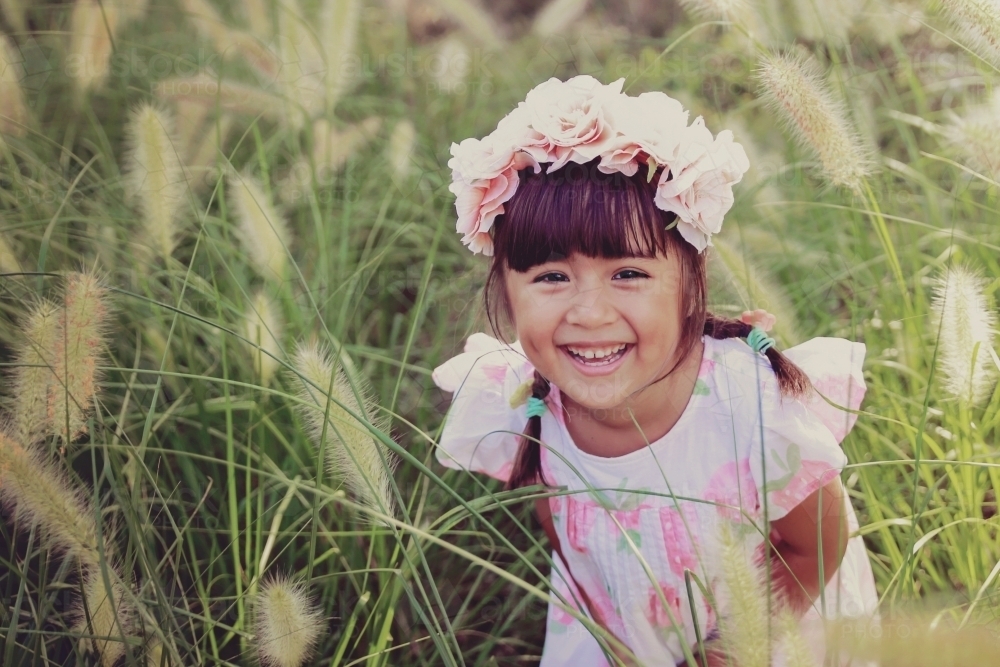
[562,343,632,367]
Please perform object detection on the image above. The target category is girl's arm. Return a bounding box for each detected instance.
[678,478,850,667]
[764,476,851,616]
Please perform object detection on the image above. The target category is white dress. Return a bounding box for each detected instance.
[432,333,881,666]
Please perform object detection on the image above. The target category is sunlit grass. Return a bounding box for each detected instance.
[0,0,999,665]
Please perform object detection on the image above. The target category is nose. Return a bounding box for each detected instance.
[564,281,618,329]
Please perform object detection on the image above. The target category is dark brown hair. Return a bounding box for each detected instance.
[482,158,810,491]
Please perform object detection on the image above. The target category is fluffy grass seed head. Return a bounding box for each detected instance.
[388,119,416,187]
[124,103,188,260]
[754,49,875,193]
[9,299,60,446]
[244,289,284,386]
[254,575,324,667]
[49,271,111,444]
[943,89,1000,184]
[275,0,325,128]
[0,33,30,137]
[531,0,591,36]
[939,0,1000,68]
[229,172,291,281]
[319,0,362,112]
[291,340,398,522]
[712,519,773,667]
[786,0,865,45]
[0,430,104,567]
[72,565,134,667]
[310,116,382,179]
[67,0,121,97]
[429,35,470,94]
[929,264,998,405]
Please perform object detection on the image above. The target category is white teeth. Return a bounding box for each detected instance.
[566,343,627,360]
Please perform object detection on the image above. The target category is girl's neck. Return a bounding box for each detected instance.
[561,338,705,458]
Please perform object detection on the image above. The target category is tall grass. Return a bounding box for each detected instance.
[0,0,999,665]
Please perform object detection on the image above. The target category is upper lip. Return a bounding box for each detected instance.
[560,341,632,348]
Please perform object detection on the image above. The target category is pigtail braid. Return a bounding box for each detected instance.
[505,370,552,491]
[703,312,811,398]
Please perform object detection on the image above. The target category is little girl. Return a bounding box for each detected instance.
[432,75,880,666]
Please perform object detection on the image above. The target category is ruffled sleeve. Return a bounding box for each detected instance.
[750,337,867,523]
[431,333,537,482]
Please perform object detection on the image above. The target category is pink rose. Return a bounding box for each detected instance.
[654,117,750,252]
[521,75,624,172]
[447,130,542,256]
[600,91,690,176]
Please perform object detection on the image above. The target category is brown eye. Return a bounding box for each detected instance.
[534,272,568,283]
[614,269,648,280]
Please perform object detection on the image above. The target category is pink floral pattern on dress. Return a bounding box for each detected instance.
[566,495,600,553]
[480,363,508,384]
[584,579,625,636]
[704,457,760,522]
[645,581,684,630]
[769,459,841,512]
[659,504,701,577]
[699,358,716,377]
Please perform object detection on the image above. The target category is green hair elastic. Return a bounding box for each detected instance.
[745,326,776,355]
[526,395,547,419]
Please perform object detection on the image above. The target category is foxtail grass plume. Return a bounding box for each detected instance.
[67,0,122,97]
[275,0,325,128]
[429,35,471,94]
[754,49,875,193]
[939,0,1000,68]
[388,119,416,186]
[713,520,773,667]
[181,0,281,80]
[786,0,864,45]
[254,576,324,667]
[49,272,111,443]
[291,340,398,521]
[676,0,749,23]
[242,0,273,40]
[244,289,284,386]
[9,299,59,445]
[319,0,361,114]
[711,237,801,346]
[774,606,821,667]
[0,430,103,567]
[311,116,382,179]
[943,89,1000,184]
[185,113,233,193]
[0,230,22,274]
[431,0,504,49]
[124,104,187,259]
[155,73,286,122]
[229,172,291,281]
[532,0,590,36]
[929,264,998,405]
[0,0,27,34]
[72,566,134,667]
[0,34,29,137]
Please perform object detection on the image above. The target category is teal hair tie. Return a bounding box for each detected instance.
[526,395,547,419]
[745,326,776,355]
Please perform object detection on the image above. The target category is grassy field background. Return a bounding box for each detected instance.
[2,0,1000,665]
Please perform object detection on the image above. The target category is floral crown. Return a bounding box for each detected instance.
[447,75,751,257]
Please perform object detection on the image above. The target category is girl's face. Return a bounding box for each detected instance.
[504,249,687,414]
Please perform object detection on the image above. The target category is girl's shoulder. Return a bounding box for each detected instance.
[431,333,539,482]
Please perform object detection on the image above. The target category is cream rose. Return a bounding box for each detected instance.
[654,117,750,252]
[600,91,689,176]
[522,74,624,172]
